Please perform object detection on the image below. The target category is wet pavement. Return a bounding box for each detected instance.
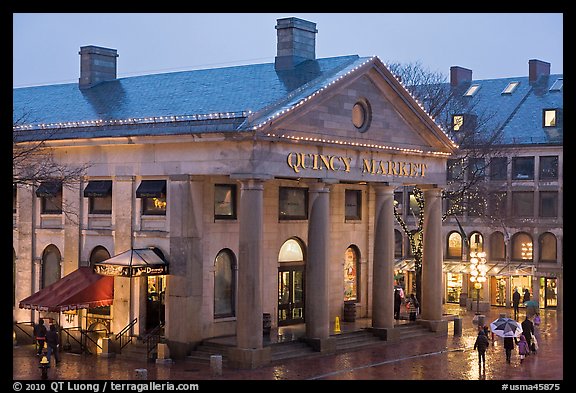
[12,305,563,382]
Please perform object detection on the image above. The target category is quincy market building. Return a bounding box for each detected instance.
[13,18,458,367]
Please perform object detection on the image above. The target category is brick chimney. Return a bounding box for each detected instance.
[274,17,318,71]
[79,45,118,89]
[529,59,550,82]
[450,66,473,87]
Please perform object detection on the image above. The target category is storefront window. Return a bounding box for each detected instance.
[491,276,507,306]
[511,276,532,303]
[545,278,557,307]
[344,246,359,302]
[512,232,533,261]
[446,273,462,303]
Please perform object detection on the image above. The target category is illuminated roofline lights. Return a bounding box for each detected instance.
[265,133,452,157]
[13,111,251,131]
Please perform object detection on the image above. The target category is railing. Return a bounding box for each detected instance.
[61,326,107,355]
[115,318,137,351]
[143,323,164,359]
[13,321,35,342]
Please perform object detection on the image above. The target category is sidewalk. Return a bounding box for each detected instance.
[12,305,562,381]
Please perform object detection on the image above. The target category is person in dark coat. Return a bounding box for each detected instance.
[503,336,515,363]
[521,315,535,354]
[394,289,402,320]
[33,318,47,356]
[523,288,531,303]
[45,324,60,365]
[512,288,521,319]
[474,330,489,368]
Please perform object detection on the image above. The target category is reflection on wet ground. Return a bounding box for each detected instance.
[13,305,562,380]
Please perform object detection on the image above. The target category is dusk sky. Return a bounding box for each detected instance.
[13,13,563,88]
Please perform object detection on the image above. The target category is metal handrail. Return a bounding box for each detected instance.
[115,318,137,351]
[61,326,107,354]
[13,321,35,341]
[143,323,164,358]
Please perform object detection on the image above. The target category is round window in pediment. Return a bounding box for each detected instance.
[352,99,372,133]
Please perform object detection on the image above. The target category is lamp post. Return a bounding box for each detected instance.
[469,251,487,315]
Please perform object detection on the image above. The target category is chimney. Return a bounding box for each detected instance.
[450,66,473,87]
[274,17,318,71]
[529,59,550,82]
[79,45,118,89]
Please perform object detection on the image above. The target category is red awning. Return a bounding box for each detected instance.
[19,267,114,312]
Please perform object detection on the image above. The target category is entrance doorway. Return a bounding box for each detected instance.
[277,238,306,326]
[146,275,166,331]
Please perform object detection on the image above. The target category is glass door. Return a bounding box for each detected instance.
[278,267,305,326]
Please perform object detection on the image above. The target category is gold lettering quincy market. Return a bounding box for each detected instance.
[362,159,427,178]
[287,152,352,174]
[286,152,427,178]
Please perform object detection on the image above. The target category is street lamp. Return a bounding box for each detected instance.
[469,251,487,315]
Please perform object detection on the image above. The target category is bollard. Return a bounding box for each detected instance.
[453,318,462,336]
[39,356,50,380]
[210,355,222,377]
[134,368,148,380]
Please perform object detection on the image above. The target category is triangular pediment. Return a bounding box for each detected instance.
[256,57,456,157]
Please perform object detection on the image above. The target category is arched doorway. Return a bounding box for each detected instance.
[278,238,306,326]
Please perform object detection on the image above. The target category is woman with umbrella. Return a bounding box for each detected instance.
[490,316,523,364]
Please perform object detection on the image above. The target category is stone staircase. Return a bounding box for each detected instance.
[185,322,436,365]
[116,338,157,362]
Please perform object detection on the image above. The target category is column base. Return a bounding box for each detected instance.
[227,347,271,369]
[301,337,337,353]
[418,319,449,335]
[367,327,401,342]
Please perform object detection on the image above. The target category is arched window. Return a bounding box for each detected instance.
[344,246,360,302]
[89,246,111,267]
[490,232,506,261]
[447,231,462,259]
[512,232,533,261]
[469,232,484,252]
[539,232,557,262]
[42,245,61,288]
[394,229,403,258]
[214,249,236,318]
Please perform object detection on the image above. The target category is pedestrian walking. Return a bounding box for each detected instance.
[512,288,521,319]
[521,315,535,355]
[45,324,60,365]
[517,334,530,363]
[394,289,402,321]
[33,319,47,356]
[503,336,515,363]
[473,330,489,368]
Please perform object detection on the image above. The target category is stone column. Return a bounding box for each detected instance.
[15,185,35,322]
[421,186,447,333]
[165,175,204,359]
[111,176,134,335]
[304,181,335,352]
[228,179,270,368]
[370,184,398,340]
[62,182,81,276]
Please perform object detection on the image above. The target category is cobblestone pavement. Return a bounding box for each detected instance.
[12,305,563,382]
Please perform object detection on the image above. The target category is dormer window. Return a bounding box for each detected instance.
[463,84,480,97]
[543,109,558,127]
[502,81,520,94]
[452,113,477,132]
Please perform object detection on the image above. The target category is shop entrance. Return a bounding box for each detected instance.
[277,238,306,326]
[146,275,166,331]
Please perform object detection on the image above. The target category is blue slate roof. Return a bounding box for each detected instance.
[13,55,366,141]
[439,74,563,146]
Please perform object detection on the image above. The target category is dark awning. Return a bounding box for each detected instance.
[36,181,62,197]
[84,180,112,197]
[136,180,166,198]
[19,267,114,312]
[93,248,169,277]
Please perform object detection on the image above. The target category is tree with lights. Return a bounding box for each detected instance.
[388,61,506,305]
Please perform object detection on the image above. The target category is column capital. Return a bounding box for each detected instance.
[372,183,394,195]
[304,180,332,193]
[112,175,135,182]
[237,178,265,191]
